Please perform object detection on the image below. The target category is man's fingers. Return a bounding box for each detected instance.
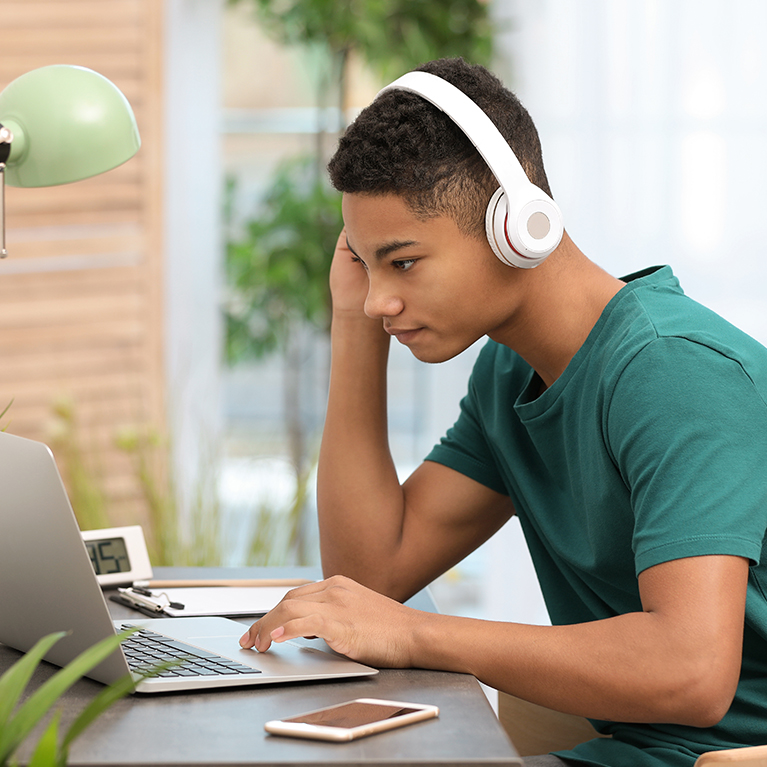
[264,614,350,655]
[239,576,381,660]
[238,578,338,649]
[239,621,260,649]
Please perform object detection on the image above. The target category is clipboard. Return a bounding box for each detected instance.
[110,579,312,618]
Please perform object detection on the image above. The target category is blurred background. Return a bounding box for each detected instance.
[2,0,766,640]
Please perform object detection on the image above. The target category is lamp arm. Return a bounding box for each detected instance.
[0,124,11,259]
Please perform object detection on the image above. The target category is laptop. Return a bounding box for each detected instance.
[0,430,378,692]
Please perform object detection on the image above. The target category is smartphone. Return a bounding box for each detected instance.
[264,698,439,742]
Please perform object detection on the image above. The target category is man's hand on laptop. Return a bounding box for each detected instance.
[238,575,422,668]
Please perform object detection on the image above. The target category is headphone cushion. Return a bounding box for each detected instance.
[485,188,516,266]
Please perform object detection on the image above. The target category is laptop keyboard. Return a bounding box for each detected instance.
[120,625,262,678]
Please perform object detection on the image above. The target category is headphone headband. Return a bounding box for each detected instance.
[377,71,564,268]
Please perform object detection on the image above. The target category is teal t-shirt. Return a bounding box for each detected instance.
[426,266,767,767]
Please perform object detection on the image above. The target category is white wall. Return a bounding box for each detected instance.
[164,0,224,511]
[497,0,767,341]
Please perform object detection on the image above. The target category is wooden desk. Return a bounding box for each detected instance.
[3,567,521,767]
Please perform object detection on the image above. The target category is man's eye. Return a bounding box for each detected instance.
[351,255,369,271]
[393,259,416,272]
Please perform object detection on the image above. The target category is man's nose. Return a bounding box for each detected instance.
[364,279,404,319]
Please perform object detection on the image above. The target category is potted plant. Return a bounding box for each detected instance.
[0,630,139,767]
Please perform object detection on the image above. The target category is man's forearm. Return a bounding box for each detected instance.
[317,313,407,589]
[409,555,747,727]
[410,607,737,727]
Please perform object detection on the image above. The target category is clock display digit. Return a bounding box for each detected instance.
[85,537,131,575]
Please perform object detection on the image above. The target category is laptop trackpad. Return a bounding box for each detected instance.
[199,636,364,674]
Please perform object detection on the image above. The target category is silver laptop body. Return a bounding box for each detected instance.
[0,430,377,692]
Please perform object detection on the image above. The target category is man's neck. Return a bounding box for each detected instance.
[489,234,626,389]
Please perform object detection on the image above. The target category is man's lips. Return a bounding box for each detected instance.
[385,326,424,343]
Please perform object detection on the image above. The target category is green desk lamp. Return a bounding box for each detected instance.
[0,65,141,258]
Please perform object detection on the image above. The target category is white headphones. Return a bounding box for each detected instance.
[378,72,564,269]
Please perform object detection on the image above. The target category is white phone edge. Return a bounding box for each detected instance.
[264,698,439,742]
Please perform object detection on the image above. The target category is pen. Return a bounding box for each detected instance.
[131,586,185,609]
[116,587,165,613]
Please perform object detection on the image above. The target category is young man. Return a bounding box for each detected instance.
[240,58,767,767]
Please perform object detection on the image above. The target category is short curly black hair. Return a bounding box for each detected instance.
[327,57,552,240]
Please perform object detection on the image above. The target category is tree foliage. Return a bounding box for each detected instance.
[230,0,493,80]
[224,157,342,361]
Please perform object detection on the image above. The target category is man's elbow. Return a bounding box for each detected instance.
[686,682,736,729]
[678,695,733,729]
[665,663,738,728]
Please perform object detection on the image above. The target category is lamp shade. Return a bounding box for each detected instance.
[0,65,141,188]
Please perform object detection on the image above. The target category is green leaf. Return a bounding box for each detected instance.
[61,671,138,750]
[0,631,66,735]
[62,652,184,752]
[0,398,12,432]
[0,629,136,764]
[26,711,63,767]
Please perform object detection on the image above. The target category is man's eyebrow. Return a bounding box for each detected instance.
[375,239,419,260]
[345,237,419,261]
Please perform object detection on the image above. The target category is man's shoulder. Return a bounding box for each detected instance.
[624,278,767,370]
[598,265,767,372]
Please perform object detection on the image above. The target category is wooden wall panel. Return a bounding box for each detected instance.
[0,0,165,526]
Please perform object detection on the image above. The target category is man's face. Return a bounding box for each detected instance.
[342,193,519,364]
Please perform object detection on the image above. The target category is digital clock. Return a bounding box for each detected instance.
[80,525,153,587]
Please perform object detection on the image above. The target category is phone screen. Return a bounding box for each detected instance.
[283,701,422,729]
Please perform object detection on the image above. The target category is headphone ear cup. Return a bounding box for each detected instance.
[485,187,563,269]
